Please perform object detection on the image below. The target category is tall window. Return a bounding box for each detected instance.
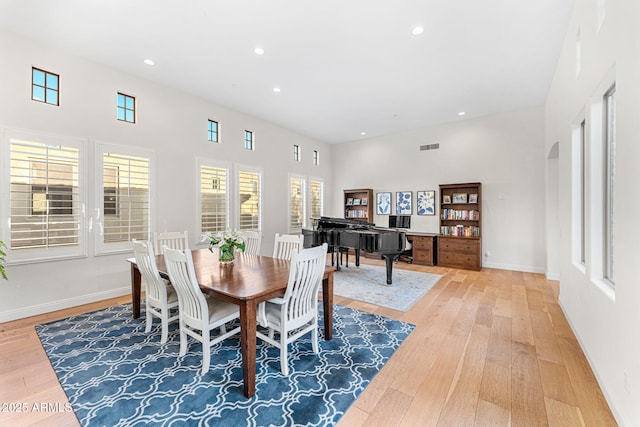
[32,68,59,106]
[293,144,300,161]
[289,174,306,232]
[244,130,254,150]
[313,150,319,166]
[604,84,616,284]
[117,92,136,123]
[7,132,85,262]
[208,119,219,143]
[309,179,324,223]
[200,162,229,234]
[238,168,262,231]
[98,148,151,253]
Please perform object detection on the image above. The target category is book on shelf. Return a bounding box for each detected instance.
[440,225,480,237]
[440,209,480,220]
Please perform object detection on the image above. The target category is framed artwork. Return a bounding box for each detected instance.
[452,193,468,203]
[396,191,412,215]
[376,192,391,215]
[442,195,451,204]
[417,190,435,215]
[346,198,353,205]
[353,198,361,205]
[469,193,478,203]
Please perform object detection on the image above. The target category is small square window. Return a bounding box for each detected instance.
[244,130,254,150]
[117,92,136,123]
[32,67,59,106]
[208,120,219,143]
[293,144,300,161]
[313,150,319,166]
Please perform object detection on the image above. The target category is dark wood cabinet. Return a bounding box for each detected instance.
[343,189,373,223]
[437,182,482,271]
[407,233,437,266]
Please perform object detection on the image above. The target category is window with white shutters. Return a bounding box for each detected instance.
[238,169,261,232]
[289,174,306,232]
[99,149,151,252]
[310,179,323,222]
[200,162,229,234]
[6,131,85,262]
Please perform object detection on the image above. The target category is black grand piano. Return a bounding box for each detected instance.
[303,216,407,285]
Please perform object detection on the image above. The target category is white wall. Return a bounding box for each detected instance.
[545,0,640,424]
[0,30,333,322]
[331,108,547,273]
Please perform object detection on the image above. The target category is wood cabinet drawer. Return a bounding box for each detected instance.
[412,237,432,249]
[414,249,433,264]
[437,251,480,269]
[438,237,479,254]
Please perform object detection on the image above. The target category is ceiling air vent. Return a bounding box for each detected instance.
[420,143,440,151]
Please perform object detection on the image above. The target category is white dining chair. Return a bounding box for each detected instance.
[153,230,188,255]
[132,240,179,344]
[163,246,241,374]
[272,233,304,260]
[242,231,262,255]
[257,243,328,375]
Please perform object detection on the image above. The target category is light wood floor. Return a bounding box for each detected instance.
[0,259,618,426]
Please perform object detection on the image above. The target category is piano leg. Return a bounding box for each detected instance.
[355,249,361,267]
[382,254,397,285]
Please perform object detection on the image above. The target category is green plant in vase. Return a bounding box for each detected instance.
[202,231,246,264]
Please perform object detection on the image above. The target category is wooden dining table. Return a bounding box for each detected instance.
[128,249,336,398]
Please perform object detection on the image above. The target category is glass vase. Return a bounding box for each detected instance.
[218,247,235,265]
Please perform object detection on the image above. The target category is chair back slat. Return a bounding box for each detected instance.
[133,240,167,305]
[163,247,208,328]
[282,244,327,328]
[243,231,262,255]
[154,231,189,255]
[272,233,304,260]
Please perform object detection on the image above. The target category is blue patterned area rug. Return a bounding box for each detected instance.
[36,303,414,427]
[333,263,442,311]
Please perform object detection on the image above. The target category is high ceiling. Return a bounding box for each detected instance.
[0,0,573,144]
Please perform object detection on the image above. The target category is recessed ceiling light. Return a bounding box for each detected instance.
[360,132,367,136]
[458,111,466,116]
[273,87,281,93]
[411,26,424,36]
[254,47,264,55]
[143,59,155,66]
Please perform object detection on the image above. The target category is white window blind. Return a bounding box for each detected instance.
[200,164,229,233]
[238,170,261,231]
[101,152,151,245]
[310,179,323,221]
[7,132,85,262]
[289,175,306,232]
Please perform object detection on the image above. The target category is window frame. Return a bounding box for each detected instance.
[2,128,87,264]
[571,114,587,269]
[309,177,324,226]
[313,150,319,166]
[207,119,220,143]
[197,158,231,238]
[288,173,307,233]
[95,142,154,255]
[603,84,616,285]
[244,130,254,151]
[235,165,263,232]
[31,67,60,106]
[293,144,300,162]
[117,92,136,123]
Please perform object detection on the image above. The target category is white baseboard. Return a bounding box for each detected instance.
[482,261,545,274]
[0,287,131,323]
[545,271,560,281]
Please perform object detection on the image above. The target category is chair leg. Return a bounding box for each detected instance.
[145,310,152,333]
[280,336,289,376]
[311,320,319,354]
[201,336,210,374]
[179,323,188,357]
[160,312,169,344]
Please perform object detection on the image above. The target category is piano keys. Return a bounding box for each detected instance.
[302,216,407,285]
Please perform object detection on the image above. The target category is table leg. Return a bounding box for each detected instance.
[239,300,257,398]
[322,271,334,340]
[130,264,142,319]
